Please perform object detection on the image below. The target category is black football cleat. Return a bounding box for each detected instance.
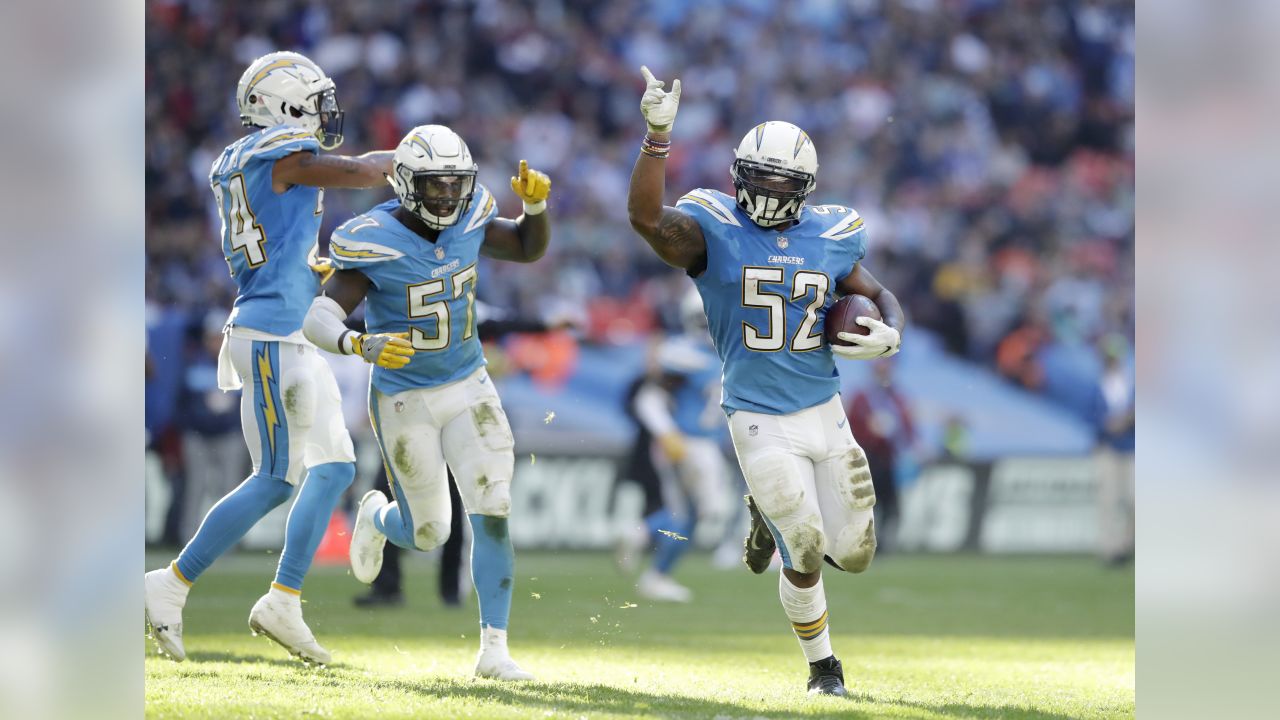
[353,590,405,608]
[743,494,777,574]
[807,656,848,696]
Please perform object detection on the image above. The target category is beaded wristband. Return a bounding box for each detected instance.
[641,135,671,158]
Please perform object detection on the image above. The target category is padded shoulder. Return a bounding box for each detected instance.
[241,127,320,164]
[676,188,742,227]
[808,204,867,241]
[329,215,406,268]
[462,183,497,234]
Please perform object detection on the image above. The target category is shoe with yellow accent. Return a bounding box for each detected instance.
[351,490,389,584]
[144,567,190,661]
[248,587,331,665]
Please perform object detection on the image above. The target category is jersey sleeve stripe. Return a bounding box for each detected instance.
[819,215,866,241]
[677,189,741,226]
[257,131,316,149]
[463,186,495,233]
[239,131,319,165]
[329,237,403,263]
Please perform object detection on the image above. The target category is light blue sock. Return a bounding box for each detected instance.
[469,514,514,630]
[653,509,697,575]
[273,462,355,591]
[373,501,417,550]
[175,473,293,583]
[644,508,674,543]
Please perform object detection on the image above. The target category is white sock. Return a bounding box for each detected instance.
[268,584,302,605]
[162,563,191,600]
[779,572,833,663]
[480,626,508,653]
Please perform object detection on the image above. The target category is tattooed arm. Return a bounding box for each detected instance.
[626,130,706,272]
[272,150,394,192]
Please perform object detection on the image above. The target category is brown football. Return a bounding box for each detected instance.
[824,294,882,346]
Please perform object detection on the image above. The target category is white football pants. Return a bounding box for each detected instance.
[367,367,514,551]
[727,394,877,574]
[221,334,355,485]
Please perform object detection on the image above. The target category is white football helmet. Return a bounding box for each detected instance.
[389,125,478,230]
[236,51,344,150]
[730,121,818,227]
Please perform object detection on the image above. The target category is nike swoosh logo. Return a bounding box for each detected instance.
[837,418,847,428]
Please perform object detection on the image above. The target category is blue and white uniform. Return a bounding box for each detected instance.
[209,126,354,484]
[641,334,730,523]
[675,188,879,575]
[329,189,514,550]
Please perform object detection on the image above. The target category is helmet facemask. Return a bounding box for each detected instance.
[398,166,476,230]
[731,159,815,227]
[311,85,345,150]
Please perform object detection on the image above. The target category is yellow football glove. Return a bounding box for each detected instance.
[352,332,416,369]
[309,257,336,285]
[510,159,551,207]
[657,431,688,464]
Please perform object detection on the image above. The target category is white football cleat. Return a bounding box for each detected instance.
[351,490,389,584]
[614,523,647,575]
[248,590,331,665]
[475,648,535,681]
[144,567,190,661]
[637,568,693,603]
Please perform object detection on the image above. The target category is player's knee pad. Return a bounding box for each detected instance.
[781,514,827,574]
[411,519,451,552]
[469,401,515,453]
[837,447,877,512]
[468,471,512,518]
[743,452,807,519]
[831,511,877,573]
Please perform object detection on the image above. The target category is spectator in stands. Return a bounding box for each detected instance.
[176,312,248,540]
[1093,334,1134,566]
[847,360,917,554]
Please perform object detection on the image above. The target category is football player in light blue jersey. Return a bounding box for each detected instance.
[627,67,906,697]
[303,125,552,681]
[629,291,730,603]
[145,51,398,666]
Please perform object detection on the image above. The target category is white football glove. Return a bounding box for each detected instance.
[831,317,901,360]
[640,65,681,133]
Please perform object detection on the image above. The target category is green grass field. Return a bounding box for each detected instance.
[144,550,1133,719]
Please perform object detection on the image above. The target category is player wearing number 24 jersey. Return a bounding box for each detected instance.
[627,66,906,698]
[303,124,551,682]
[145,51,397,668]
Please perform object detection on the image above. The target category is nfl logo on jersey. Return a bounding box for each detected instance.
[435,246,446,260]
[776,236,789,249]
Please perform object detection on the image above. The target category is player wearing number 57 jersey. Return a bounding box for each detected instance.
[303,124,551,681]
[145,51,397,667]
[627,67,906,697]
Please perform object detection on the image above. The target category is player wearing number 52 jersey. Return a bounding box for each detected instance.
[145,51,396,667]
[303,124,552,681]
[627,67,906,697]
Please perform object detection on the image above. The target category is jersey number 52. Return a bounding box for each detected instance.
[741,267,829,352]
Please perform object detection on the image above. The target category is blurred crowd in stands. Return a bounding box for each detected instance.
[146,0,1134,471]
